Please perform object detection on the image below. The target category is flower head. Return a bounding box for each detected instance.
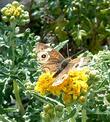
[34,72,54,95]
[34,68,89,104]
[1,1,29,24]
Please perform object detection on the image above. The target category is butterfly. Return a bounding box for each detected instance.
[33,42,88,86]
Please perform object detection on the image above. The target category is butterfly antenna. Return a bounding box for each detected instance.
[67,43,69,57]
[71,49,87,59]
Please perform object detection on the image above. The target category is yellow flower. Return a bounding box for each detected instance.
[1,1,29,24]
[72,81,81,96]
[34,68,89,104]
[2,2,22,17]
[68,68,89,81]
[34,72,54,95]
[61,68,89,104]
[80,81,88,93]
[62,94,73,104]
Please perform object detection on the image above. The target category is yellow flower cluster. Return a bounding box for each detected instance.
[1,1,29,24]
[34,68,89,104]
[34,72,54,95]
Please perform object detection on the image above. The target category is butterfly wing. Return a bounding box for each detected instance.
[52,58,88,86]
[33,42,89,86]
[33,42,65,73]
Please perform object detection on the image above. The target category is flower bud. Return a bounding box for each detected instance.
[23,13,29,19]
[40,112,50,121]
[20,5,24,9]
[55,105,63,111]
[15,27,20,33]
[79,96,86,104]
[43,104,53,113]
[2,16,8,22]
[12,1,20,7]
[1,7,7,14]
[17,7,22,12]
[73,95,77,101]
[21,19,30,24]
[6,4,12,8]
[10,16,15,21]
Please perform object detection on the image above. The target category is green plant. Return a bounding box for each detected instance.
[0,1,110,122]
[31,0,110,53]
[33,50,110,122]
[0,1,42,122]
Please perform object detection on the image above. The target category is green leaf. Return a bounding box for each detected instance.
[54,40,69,51]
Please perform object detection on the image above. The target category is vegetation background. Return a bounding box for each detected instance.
[0,0,110,122]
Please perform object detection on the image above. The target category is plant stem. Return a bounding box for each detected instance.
[82,109,87,122]
[13,80,25,115]
[67,106,76,122]
[9,22,16,65]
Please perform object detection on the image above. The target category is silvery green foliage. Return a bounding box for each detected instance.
[84,50,110,122]
[0,22,42,121]
[0,114,16,122]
